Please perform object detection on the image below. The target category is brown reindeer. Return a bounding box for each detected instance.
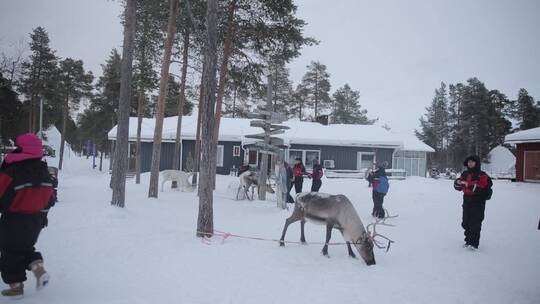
[279,192,395,266]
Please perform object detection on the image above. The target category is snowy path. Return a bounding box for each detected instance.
[6,157,540,303]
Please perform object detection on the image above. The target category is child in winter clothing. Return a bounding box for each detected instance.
[0,134,55,298]
[371,163,389,219]
[454,155,491,250]
[309,159,324,192]
[292,158,307,194]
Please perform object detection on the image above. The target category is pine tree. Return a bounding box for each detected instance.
[0,72,26,143]
[508,89,539,130]
[148,0,179,198]
[290,83,309,120]
[332,84,375,124]
[56,58,93,170]
[111,0,136,208]
[299,61,331,119]
[268,57,294,115]
[19,27,58,133]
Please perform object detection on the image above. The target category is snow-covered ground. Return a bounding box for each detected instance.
[7,156,540,303]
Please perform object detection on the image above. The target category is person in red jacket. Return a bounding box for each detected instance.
[309,159,323,192]
[292,158,307,194]
[454,155,492,250]
[0,134,54,298]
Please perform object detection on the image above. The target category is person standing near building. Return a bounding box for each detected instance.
[453,155,492,250]
[0,134,54,298]
[371,162,389,219]
[292,158,307,194]
[309,159,324,192]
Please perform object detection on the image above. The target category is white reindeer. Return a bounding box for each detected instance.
[279,192,395,266]
[160,170,196,192]
[237,170,274,200]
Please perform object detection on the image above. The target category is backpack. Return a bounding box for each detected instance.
[376,176,389,194]
[484,175,493,200]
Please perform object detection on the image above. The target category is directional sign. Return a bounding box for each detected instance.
[250,120,290,131]
[244,133,266,140]
[243,143,282,155]
[269,137,284,146]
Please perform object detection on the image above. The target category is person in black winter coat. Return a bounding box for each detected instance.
[309,159,324,192]
[454,155,491,250]
[284,161,294,203]
[0,134,54,298]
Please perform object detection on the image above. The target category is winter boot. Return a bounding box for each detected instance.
[30,260,50,290]
[1,283,24,299]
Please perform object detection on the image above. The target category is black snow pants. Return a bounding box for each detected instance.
[311,179,322,192]
[0,214,44,284]
[461,200,486,248]
[294,176,303,194]
[372,191,386,219]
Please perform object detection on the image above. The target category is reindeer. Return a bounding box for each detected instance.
[237,170,275,200]
[279,192,395,266]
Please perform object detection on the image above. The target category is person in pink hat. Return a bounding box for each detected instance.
[0,133,55,298]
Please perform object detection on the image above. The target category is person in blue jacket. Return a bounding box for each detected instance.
[371,162,389,219]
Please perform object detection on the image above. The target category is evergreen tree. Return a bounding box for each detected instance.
[19,26,59,132]
[268,57,294,115]
[164,75,194,117]
[56,58,93,169]
[508,88,539,130]
[290,83,309,120]
[299,61,331,119]
[0,72,26,143]
[332,84,375,124]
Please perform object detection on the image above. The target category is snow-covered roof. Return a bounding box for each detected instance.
[505,127,540,144]
[484,145,516,174]
[107,115,435,152]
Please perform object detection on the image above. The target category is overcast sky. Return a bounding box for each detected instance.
[1,0,539,133]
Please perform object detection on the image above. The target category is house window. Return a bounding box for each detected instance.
[357,152,375,170]
[393,150,426,177]
[216,145,224,167]
[289,149,321,168]
[233,146,241,157]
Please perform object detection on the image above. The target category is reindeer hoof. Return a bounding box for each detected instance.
[349,255,358,259]
[300,239,307,245]
[279,240,285,247]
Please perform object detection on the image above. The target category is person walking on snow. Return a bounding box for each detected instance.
[0,134,55,298]
[309,159,324,192]
[371,162,389,219]
[454,155,492,250]
[292,158,307,194]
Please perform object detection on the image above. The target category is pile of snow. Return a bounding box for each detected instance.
[108,116,434,152]
[7,156,539,303]
[42,127,76,169]
[484,145,516,177]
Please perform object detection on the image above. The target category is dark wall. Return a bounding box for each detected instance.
[136,140,244,175]
[289,144,394,169]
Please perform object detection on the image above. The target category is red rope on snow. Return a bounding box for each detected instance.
[196,230,353,246]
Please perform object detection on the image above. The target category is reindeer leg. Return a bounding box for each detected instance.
[346,242,357,259]
[300,220,307,244]
[280,206,303,247]
[322,223,334,257]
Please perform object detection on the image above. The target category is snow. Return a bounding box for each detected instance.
[505,127,540,144]
[107,115,434,152]
[6,156,540,303]
[42,126,75,168]
[484,145,516,176]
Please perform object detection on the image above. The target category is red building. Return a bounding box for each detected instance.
[505,127,540,182]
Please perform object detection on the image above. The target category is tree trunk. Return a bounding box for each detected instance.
[191,79,204,186]
[135,88,144,184]
[148,0,179,198]
[197,0,218,238]
[210,0,237,189]
[111,0,136,208]
[99,150,104,171]
[172,27,190,188]
[58,91,69,170]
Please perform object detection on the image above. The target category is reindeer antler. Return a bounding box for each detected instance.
[366,217,396,252]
